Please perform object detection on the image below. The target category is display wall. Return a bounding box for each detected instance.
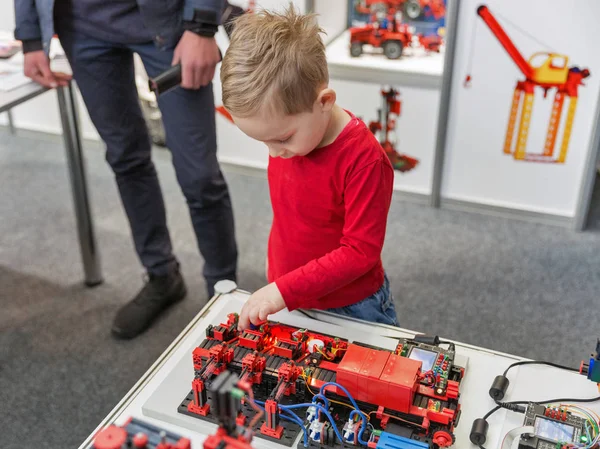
[313,0,348,44]
[329,79,440,195]
[3,0,596,224]
[441,0,600,217]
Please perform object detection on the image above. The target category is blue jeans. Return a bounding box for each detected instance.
[328,274,399,326]
[56,27,238,294]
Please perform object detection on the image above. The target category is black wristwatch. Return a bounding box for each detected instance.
[183,8,220,38]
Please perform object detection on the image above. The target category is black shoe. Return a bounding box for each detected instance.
[111,271,187,339]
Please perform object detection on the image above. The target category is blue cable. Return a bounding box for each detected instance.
[312,393,330,408]
[319,382,364,417]
[254,400,309,447]
[319,382,369,445]
[257,381,372,446]
[279,402,345,443]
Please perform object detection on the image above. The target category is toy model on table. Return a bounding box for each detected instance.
[178,313,465,449]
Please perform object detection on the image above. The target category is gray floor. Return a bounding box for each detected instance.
[1,129,599,449]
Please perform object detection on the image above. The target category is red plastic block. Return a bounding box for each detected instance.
[175,438,192,449]
[239,330,264,350]
[426,407,455,426]
[214,327,225,341]
[336,344,368,398]
[187,401,210,416]
[446,380,460,399]
[193,347,208,370]
[364,349,391,402]
[380,354,420,413]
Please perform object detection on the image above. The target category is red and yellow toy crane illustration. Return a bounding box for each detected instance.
[465,5,590,163]
[368,88,419,172]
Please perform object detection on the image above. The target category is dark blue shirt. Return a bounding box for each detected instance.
[54,0,154,44]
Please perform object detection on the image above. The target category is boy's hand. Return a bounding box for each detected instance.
[238,283,285,330]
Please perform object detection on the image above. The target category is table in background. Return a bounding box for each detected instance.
[0,80,103,286]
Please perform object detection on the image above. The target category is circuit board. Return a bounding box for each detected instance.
[177,314,465,449]
[519,403,589,449]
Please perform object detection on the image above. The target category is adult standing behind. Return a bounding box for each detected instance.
[14,0,238,339]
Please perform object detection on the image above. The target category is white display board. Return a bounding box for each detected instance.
[330,79,440,195]
[441,0,600,217]
[313,0,349,44]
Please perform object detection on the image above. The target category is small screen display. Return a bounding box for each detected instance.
[408,347,438,372]
[534,416,576,443]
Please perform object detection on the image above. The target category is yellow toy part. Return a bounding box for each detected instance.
[528,52,569,85]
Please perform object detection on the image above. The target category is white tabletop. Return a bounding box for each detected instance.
[0,81,46,113]
[78,289,600,449]
[326,30,444,89]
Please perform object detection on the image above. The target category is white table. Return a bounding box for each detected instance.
[1,77,103,286]
[78,288,600,449]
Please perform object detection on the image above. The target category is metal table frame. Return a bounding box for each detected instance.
[1,81,103,286]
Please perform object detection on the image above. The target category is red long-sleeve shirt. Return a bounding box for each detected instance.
[267,114,394,311]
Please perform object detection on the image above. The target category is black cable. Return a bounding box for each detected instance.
[503,360,578,376]
[438,340,456,351]
[482,405,502,420]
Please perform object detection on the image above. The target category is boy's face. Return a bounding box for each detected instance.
[231,90,335,159]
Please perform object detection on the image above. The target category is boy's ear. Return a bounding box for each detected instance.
[317,88,336,112]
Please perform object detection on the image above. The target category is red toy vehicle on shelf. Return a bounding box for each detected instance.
[349,18,442,59]
[354,0,446,21]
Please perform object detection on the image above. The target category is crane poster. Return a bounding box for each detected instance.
[442,0,600,217]
[464,4,590,164]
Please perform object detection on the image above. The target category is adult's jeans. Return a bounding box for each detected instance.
[58,29,238,295]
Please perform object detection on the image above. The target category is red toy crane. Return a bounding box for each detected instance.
[368,88,419,172]
[465,5,590,163]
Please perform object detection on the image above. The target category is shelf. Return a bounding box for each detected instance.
[326,30,444,88]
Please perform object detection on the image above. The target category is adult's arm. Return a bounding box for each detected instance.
[173,0,226,89]
[14,0,43,53]
[14,0,71,87]
[182,0,225,25]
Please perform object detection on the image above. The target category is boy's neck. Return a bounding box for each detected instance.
[317,104,352,148]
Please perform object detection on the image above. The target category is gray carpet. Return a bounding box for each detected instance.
[1,129,599,449]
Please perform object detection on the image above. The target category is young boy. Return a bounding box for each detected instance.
[221,7,398,330]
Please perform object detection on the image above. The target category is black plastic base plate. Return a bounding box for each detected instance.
[178,390,302,447]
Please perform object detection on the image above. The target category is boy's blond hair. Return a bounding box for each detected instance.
[220,6,328,118]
